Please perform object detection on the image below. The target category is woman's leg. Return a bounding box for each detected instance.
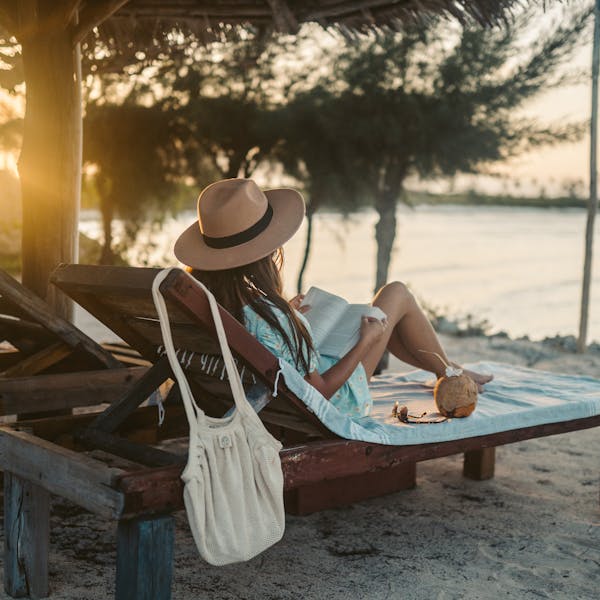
[361,282,493,389]
[361,282,449,378]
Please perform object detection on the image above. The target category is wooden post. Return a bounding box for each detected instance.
[17,2,82,321]
[463,447,496,480]
[578,0,600,352]
[4,473,50,599]
[115,515,175,600]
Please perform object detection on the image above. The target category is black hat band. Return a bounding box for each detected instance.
[202,204,274,249]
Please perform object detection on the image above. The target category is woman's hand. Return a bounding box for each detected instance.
[359,316,388,349]
[307,316,388,399]
[289,294,311,314]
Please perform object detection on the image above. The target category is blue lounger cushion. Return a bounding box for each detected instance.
[274,360,600,446]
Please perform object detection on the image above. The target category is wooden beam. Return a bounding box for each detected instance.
[0,427,125,517]
[0,313,54,348]
[4,473,50,598]
[77,428,185,468]
[14,404,188,446]
[0,366,147,416]
[116,515,174,600]
[0,341,72,378]
[0,270,121,369]
[0,351,21,371]
[90,355,172,433]
[284,462,416,515]
[74,0,130,44]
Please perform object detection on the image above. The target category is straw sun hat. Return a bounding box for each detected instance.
[174,178,305,271]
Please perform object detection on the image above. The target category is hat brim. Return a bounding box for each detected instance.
[174,188,305,271]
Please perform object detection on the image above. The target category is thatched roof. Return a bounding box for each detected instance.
[108,0,522,37]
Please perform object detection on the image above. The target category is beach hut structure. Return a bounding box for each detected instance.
[0,0,518,320]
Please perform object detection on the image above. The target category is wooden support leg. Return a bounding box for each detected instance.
[116,514,174,600]
[463,447,496,480]
[284,462,417,516]
[4,473,50,599]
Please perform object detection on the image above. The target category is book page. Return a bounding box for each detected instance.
[300,287,348,348]
[318,303,387,357]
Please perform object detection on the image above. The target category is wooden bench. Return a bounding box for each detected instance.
[1,264,599,599]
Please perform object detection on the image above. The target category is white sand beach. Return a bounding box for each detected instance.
[1,333,599,600]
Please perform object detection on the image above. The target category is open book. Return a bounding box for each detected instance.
[299,287,387,359]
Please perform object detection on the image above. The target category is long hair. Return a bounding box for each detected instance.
[188,249,315,374]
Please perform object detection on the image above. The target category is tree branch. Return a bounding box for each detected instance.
[265,0,298,34]
[58,0,82,29]
[74,0,129,45]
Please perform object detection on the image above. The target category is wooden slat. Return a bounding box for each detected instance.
[52,288,159,360]
[0,341,72,378]
[52,264,161,297]
[0,351,22,371]
[14,404,189,445]
[0,427,125,518]
[282,415,600,488]
[4,473,50,598]
[77,429,185,468]
[0,313,53,342]
[0,314,53,354]
[123,317,220,355]
[0,269,121,369]
[0,366,147,416]
[90,356,172,433]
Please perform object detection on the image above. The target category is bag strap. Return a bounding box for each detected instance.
[152,269,253,428]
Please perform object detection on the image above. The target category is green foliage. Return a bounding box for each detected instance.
[83,102,182,262]
[159,32,289,181]
[277,6,591,288]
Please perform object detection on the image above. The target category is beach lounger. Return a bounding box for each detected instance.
[1,264,599,599]
[0,269,147,419]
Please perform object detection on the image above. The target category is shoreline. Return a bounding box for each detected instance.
[389,329,600,380]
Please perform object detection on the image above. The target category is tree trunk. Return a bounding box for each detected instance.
[374,188,398,293]
[100,194,115,265]
[297,206,315,294]
[578,0,600,353]
[18,5,82,320]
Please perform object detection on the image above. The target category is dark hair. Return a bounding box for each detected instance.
[188,249,315,374]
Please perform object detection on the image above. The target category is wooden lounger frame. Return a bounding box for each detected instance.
[0,269,149,421]
[2,264,599,600]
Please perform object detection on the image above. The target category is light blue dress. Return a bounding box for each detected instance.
[243,303,372,417]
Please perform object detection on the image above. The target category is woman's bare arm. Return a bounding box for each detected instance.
[304,317,386,399]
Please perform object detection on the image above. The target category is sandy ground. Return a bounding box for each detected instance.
[1,333,599,600]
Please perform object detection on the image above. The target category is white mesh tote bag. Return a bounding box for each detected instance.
[152,268,285,566]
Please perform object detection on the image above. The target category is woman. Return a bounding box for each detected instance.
[175,178,492,417]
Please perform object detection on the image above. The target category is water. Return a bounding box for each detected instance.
[79,204,600,343]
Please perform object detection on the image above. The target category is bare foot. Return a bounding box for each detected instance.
[451,362,494,393]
